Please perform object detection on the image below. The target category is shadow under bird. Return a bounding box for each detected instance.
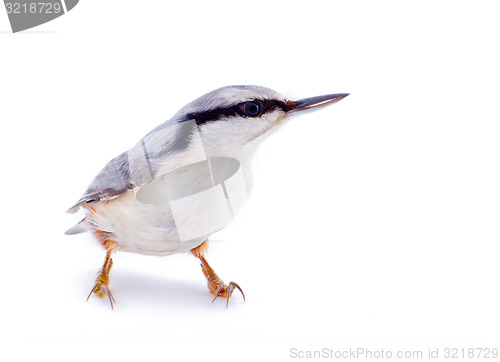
[66,85,349,308]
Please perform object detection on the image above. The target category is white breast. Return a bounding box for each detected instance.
[86,145,256,256]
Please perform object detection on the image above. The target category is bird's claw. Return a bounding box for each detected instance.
[196,252,245,308]
[87,279,115,309]
[210,280,246,307]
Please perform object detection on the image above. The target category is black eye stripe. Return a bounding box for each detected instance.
[183,99,288,125]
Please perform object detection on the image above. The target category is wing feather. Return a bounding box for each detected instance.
[66,119,198,214]
[66,152,134,213]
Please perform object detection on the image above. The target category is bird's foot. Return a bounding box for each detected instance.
[87,278,115,309]
[87,256,115,309]
[191,240,245,307]
[203,267,245,307]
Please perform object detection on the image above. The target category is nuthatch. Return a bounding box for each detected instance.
[66,85,348,308]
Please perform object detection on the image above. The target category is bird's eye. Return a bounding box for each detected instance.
[243,101,262,117]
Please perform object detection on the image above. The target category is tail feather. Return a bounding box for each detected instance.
[66,200,84,214]
[65,219,88,235]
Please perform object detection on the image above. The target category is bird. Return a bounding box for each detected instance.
[65,85,348,309]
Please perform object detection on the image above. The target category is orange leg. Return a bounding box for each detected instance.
[191,240,245,307]
[87,249,116,309]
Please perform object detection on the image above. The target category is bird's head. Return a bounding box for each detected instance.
[176,85,348,157]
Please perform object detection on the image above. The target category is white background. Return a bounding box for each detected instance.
[1,1,499,361]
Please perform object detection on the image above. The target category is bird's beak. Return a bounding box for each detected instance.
[287,93,349,114]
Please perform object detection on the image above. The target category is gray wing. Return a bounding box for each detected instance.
[66,119,198,214]
[66,152,134,213]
